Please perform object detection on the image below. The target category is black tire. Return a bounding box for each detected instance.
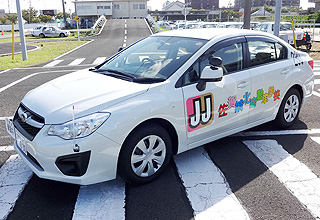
[274,88,301,129]
[59,33,65,37]
[306,43,312,51]
[118,123,172,185]
[39,33,45,38]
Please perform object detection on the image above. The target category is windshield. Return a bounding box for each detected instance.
[280,24,292,31]
[99,36,207,80]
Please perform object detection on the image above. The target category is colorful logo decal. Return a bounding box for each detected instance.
[218,86,281,118]
[186,93,214,132]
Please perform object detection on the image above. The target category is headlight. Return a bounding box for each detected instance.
[48,112,110,140]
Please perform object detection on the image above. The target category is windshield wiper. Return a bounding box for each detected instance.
[133,77,166,84]
[104,69,136,79]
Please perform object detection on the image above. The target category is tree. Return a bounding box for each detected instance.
[251,7,259,14]
[281,8,289,13]
[56,12,70,20]
[0,16,7,24]
[38,14,52,23]
[22,7,38,23]
[264,5,274,13]
[6,14,18,24]
[32,18,41,23]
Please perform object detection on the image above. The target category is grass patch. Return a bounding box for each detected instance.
[0,40,87,70]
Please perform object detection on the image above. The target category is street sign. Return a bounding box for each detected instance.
[74,16,80,22]
[239,12,243,17]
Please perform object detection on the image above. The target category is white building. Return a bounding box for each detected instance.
[74,0,148,19]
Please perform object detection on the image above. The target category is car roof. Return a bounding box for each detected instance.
[154,28,275,41]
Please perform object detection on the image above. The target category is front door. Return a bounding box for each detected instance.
[181,38,252,145]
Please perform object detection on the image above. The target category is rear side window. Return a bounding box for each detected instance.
[248,41,287,67]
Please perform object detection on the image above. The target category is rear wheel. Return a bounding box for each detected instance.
[59,33,65,37]
[39,33,45,38]
[274,88,301,128]
[118,123,172,185]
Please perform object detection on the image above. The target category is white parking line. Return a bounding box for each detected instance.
[313,91,320,98]
[311,136,320,144]
[43,60,63,67]
[0,145,14,151]
[53,40,94,60]
[174,147,250,220]
[92,57,106,65]
[0,69,11,75]
[315,79,320,85]
[0,155,33,220]
[72,179,125,220]
[0,70,72,94]
[68,58,86,66]
[244,140,320,219]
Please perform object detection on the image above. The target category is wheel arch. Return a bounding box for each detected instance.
[121,118,179,156]
[290,84,304,103]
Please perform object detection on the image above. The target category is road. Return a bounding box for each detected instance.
[1,19,320,220]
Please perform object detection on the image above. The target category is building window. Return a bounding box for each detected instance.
[97,6,103,9]
[114,4,120,10]
[122,4,126,10]
[139,4,145,9]
[133,4,139,9]
[104,6,110,9]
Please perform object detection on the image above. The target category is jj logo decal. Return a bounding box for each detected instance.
[186,93,214,132]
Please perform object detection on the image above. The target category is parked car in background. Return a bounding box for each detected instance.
[32,26,71,38]
[198,22,218,28]
[217,22,243,29]
[254,22,305,47]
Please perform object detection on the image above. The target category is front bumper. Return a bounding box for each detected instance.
[14,125,122,185]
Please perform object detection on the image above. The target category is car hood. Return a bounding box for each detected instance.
[22,69,150,124]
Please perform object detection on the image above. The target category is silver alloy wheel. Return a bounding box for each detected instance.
[130,135,166,177]
[284,94,300,123]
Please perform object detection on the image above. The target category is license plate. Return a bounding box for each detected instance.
[15,130,27,155]
[5,117,15,139]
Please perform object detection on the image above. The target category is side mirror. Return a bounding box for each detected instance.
[196,66,223,91]
[118,47,123,52]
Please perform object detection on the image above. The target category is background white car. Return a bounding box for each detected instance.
[32,26,70,38]
[7,28,314,185]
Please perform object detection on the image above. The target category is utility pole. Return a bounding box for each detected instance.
[16,0,28,61]
[62,0,68,28]
[243,0,251,29]
[274,0,282,36]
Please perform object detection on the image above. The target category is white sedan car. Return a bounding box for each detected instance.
[32,26,70,38]
[6,28,314,185]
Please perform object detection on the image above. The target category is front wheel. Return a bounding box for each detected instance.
[274,88,301,128]
[118,123,172,185]
[306,43,312,51]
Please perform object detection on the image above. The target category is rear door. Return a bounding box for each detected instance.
[245,36,294,123]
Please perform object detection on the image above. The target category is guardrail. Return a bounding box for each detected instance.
[91,15,107,35]
[145,14,161,34]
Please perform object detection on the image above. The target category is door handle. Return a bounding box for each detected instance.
[237,81,249,89]
[281,68,290,75]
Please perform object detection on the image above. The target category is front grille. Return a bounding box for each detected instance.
[13,104,45,141]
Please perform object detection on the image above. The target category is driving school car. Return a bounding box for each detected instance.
[6,28,314,185]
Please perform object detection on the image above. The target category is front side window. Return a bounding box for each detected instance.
[114,4,120,10]
[183,42,243,85]
[212,43,243,73]
[100,36,207,80]
[248,40,287,66]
